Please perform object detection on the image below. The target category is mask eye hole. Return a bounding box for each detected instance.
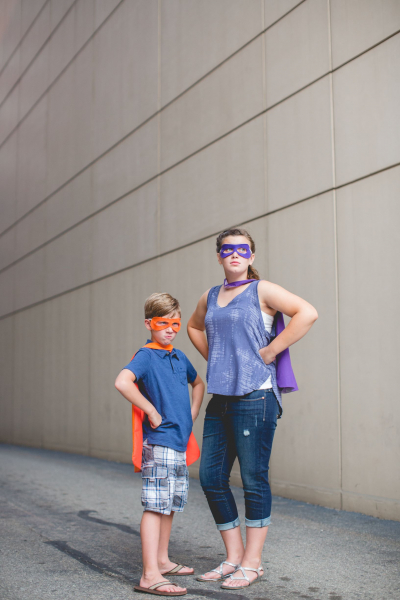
[222,247,233,254]
[158,321,168,327]
[172,322,180,328]
[238,247,247,253]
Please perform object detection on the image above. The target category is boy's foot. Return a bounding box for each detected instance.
[160,562,194,576]
[134,581,187,596]
[136,576,186,596]
[196,561,239,582]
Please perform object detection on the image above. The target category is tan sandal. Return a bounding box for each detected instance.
[196,561,240,582]
[161,563,194,576]
[134,580,186,596]
[220,565,263,589]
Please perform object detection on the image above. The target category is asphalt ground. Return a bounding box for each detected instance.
[0,444,399,600]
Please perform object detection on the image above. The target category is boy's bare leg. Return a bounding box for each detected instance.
[140,510,186,593]
[158,513,194,575]
[200,527,244,580]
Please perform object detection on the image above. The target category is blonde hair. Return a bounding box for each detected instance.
[144,293,181,319]
[216,227,260,280]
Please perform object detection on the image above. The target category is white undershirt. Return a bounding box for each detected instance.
[259,312,274,389]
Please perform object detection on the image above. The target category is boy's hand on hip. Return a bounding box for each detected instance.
[148,408,162,429]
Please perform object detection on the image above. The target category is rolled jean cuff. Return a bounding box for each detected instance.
[216,516,240,531]
[245,516,271,528]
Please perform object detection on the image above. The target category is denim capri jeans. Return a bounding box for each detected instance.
[199,389,279,530]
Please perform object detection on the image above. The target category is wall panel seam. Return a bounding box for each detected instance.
[0,0,79,111]
[0,0,307,147]
[271,479,343,494]
[261,0,268,216]
[0,0,49,79]
[157,0,162,257]
[0,0,309,233]
[327,0,342,511]
[1,150,400,278]
[1,159,400,321]
[0,0,125,150]
[341,490,400,504]
[1,25,399,242]
[87,277,93,456]
[272,481,400,505]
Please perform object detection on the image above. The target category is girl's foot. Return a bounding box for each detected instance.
[221,565,264,588]
[196,560,240,582]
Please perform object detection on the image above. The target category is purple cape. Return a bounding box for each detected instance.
[275,311,298,393]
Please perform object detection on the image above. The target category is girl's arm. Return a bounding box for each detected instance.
[190,374,205,422]
[114,370,162,428]
[187,290,210,361]
[258,280,318,365]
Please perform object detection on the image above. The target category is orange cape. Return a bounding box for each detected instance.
[131,342,200,472]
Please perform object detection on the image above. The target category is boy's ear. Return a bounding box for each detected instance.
[144,319,152,331]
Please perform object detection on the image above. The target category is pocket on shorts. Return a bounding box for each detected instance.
[172,463,189,509]
[141,466,169,509]
[142,442,154,465]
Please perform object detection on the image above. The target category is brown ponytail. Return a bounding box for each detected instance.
[247,263,260,280]
[216,227,260,280]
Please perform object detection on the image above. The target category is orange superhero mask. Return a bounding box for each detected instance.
[131,342,200,472]
[150,316,181,332]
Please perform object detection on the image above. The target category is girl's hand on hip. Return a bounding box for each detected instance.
[259,346,276,365]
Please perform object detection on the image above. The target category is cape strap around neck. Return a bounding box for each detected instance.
[143,341,173,352]
[224,278,257,289]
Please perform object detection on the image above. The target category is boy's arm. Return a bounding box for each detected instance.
[114,369,162,428]
[190,375,205,423]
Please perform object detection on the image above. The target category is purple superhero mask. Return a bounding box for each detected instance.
[220,243,252,259]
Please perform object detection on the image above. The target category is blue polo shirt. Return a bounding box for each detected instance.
[123,341,197,452]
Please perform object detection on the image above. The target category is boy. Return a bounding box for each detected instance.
[115,293,204,596]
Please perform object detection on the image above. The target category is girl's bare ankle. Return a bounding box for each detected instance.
[226,555,243,566]
[240,556,262,569]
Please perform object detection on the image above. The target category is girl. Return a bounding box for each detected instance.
[187,227,318,590]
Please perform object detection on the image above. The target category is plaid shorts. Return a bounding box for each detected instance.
[141,440,189,515]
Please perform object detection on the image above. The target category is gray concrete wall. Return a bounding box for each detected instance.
[0,0,399,520]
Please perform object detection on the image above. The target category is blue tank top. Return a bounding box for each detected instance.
[205,281,282,406]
